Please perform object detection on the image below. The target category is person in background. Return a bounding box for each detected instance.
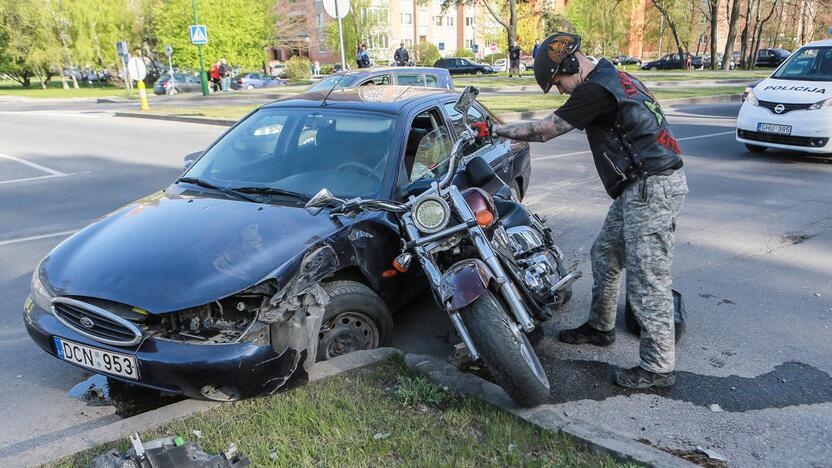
[394,42,410,66]
[209,61,221,92]
[219,59,231,92]
[313,61,321,76]
[533,39,540,59]
[508,42,522,78]
[357,44,371,69]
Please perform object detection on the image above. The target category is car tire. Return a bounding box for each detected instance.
[170,88,180,95]
[246,84,254,90]
[745,144,767,153]
[650,66,658,71]
[316,280,393,362]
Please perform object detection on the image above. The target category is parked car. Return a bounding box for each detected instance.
[640,53,703,70]
[434,57,495,75]
[491,58,526,73]
[701,53,735,69]
[736,39,832,154]
[612,55,642,66]
[231,73,288,90]
[755,48,791,68]
[269,63,286,77]
[25,86,532,400]
[306,67,454,93]
[152,73,203,95]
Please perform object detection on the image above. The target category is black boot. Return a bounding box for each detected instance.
[558,322,615,346]
[614,366,676,389]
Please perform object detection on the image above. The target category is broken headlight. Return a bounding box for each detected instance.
[145,293,268,344]
[30,263,55,312]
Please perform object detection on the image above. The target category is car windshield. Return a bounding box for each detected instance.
[185,108,395,199]
[308,75,358,92]
[773,47,832,81]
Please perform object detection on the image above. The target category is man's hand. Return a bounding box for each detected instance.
[492,113,574,142]
[470,121,491,138]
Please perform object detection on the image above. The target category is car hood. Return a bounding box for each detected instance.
[753,78,832,103]
[42,191,340,314]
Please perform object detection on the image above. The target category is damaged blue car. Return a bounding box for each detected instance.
[24,86,531,400]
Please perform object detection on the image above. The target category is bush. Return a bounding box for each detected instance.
[320,64,336,75]
[484,52,506,62]
[416,42,441,66]
[284,57,311,80]
[453,48,475,59]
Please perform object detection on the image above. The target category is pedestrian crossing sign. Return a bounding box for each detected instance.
[189,25,208,45]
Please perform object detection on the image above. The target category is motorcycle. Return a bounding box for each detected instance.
[305,86,581,407]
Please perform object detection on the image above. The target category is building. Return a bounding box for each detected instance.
[274,0,503,67]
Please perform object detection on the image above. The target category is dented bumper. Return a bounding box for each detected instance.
[24,302,307,400]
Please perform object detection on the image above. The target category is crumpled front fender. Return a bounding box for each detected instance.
[440,259,494,311]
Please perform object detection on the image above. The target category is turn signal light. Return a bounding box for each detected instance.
[462,187,497,228]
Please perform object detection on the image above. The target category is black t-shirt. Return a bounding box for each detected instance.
[509,47,521,60]
[554,82,617,130]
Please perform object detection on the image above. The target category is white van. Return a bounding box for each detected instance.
[736,38,832,154]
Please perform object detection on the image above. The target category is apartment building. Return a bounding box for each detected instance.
[275,0,502,66]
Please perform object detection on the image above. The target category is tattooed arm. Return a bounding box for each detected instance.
[492,112,574,142]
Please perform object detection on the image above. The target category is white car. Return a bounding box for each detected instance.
[492,58,526,73]
[737,38,832,154]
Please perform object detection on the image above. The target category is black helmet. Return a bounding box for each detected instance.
[534,32,582,93]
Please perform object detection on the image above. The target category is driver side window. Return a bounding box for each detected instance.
[402,108,453,184]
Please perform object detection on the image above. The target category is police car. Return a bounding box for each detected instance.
[737,38,832,154]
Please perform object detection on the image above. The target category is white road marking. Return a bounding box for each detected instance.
[0,173,73,186]
[0,153,67,176]
[533,130,737,161]
[0,229,79,247]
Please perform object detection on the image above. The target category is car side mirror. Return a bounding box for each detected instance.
[183,150,205,170]
[453,86,479,116]
[305,188,343,215]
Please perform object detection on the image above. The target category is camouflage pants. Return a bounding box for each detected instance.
[588,169,688,373]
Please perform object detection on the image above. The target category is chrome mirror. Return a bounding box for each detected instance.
[305,188,338,215]
[453,86,479,125]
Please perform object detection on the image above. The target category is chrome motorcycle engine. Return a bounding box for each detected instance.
[504,226,563,303]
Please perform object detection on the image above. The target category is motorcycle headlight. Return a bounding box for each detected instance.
[745,89,758,106]
[808,97,832,110]
[412,195,450,233]
[30,263,55,312]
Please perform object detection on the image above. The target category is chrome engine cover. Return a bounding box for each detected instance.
[505,226,545,257]
[505,226,562,302]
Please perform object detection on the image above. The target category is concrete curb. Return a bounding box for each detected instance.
[404,353,696,468]
[115,93,742,127]
[9,348,401,467]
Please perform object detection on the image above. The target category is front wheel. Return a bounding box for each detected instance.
[461,290,550,407]
[316,281,393,361]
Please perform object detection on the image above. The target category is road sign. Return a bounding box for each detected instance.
[323,0,350,19]
[189,25,208,45]
[471,44,479,53]
[164,44,173,57]
[490,42,497,52]
[117,41,129,57]
[438,42,445,51]
[127,56,147,81]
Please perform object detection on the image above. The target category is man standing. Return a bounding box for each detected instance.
[357,44,371,69]
[533,39,540,59]
[508,42,522,78]
[489,32,688,389]
[395,42,410,66]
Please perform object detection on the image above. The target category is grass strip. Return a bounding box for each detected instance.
[46,357,630,467]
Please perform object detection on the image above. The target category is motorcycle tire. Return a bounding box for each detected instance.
[624,289,686,343]
[461,290,550,407]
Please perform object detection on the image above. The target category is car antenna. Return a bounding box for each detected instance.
[321,72,348,107]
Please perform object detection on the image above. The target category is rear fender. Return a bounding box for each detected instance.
[440,259,494,311]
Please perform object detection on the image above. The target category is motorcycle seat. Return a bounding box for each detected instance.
[494,199,532,229]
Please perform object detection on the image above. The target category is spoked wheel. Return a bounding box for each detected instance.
[316,281,392,361]
[461,290,550,407]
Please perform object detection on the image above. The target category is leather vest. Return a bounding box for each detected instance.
[583,59,683,198]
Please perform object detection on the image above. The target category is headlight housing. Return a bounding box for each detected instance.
[808,97,832,110]
[412,195,450,233]
[745,89,758,106]
[30,263,55,312]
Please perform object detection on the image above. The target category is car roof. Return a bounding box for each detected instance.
[804,38,832,48]
[331,66,450,77]
[263,85,457,114]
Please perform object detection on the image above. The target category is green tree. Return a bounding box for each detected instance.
[324,0,387,66]
[0,0,59,88]
[453,48,475,58]
[566,0,629,56]
[148,0,273,70]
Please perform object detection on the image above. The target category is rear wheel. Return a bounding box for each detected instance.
[746,144,767,153]
[475,70,483,76]
[246,84,255,90]
[650,66,658,71]
[316,281,393,361]
[461,290,550,407]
